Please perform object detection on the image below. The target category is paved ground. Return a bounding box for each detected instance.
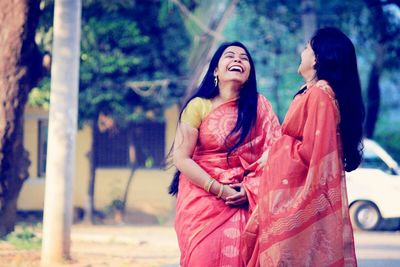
[355,230,400,267]
[0,224,180,267]
[70,225,180,267]
[1,224,400,267]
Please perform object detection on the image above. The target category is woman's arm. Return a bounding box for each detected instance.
[173,122,237,200]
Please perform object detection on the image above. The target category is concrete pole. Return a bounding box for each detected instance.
[41,0,81,265]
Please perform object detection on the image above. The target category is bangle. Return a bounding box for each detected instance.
[217,184,225,198]
[203,177,212,191]
[204,178,215,193]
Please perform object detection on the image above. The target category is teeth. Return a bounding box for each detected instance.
[229,66,243,72]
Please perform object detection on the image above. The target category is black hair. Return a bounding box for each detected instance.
[169,41,259,195]
[310,27,365,172]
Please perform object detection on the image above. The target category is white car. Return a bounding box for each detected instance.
[346,139,400,231]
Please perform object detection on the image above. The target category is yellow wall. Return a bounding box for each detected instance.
[19,105,179,222]
[94,168,175,221]
[165,104,179,153]
[19,106,48,209]
[24,119,38,177]
[24,106,48,178]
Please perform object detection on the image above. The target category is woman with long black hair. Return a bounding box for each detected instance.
[242,27,364,267]
[169,41,280,267]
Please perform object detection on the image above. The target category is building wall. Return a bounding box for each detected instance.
[19,107,47,209]
[18,105,179,222]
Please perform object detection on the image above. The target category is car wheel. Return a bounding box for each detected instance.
[350,201,381,231]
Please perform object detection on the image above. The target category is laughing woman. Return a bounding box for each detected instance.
[169,41,280,267]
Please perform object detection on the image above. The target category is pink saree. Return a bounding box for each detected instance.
[175,95,281,267]
[242,80,357,267]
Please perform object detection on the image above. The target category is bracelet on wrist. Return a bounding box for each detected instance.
[204,177,215,193]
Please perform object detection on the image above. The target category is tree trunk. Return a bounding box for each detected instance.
[41,0,81,264]
[0,0,42,238]
[121,131,139,215]
[364,0,389,138]
[83,120,97,224]
[365,44,384,138]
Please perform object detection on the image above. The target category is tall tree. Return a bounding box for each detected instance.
[363,0,400,138]
[41,0,81,264]
[0,0,42,237]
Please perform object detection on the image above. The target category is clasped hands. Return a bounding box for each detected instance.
[223,149,269,206]
[224,183,248,207]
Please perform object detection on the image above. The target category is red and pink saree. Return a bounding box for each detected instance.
[175,95,281,267]
[242,80,357,267]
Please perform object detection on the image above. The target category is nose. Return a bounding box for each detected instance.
[234,58,241,62]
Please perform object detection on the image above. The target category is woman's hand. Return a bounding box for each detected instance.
[224,183,248,206]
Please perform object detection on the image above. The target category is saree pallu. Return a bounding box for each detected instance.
[242,81,357,267]
[176,95,281,267]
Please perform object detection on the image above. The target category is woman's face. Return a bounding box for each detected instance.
[298,43,316,79]
[214,46,251,86]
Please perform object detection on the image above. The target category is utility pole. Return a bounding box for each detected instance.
[41,0,81,265]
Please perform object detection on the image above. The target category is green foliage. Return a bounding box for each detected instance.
[374,97,400,162]
[375,132,400,163]
[28,78,50,109]
[33,0,191,127]
[31,0,399,151]
[231,0,399,132]
[145,156,155,168]
[4,225,41,250]
[110,199,124,211]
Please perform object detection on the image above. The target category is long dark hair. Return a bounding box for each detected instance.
[169,41,259,195]
[310,27,365,172]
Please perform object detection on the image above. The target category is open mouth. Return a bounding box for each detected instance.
[228,65,244,73]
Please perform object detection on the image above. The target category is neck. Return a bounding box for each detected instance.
[218,82,240,101]
[303,73,317,88]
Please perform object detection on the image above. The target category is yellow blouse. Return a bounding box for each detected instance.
[181,97,212,129]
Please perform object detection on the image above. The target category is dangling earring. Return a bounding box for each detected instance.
[214,76,218,87]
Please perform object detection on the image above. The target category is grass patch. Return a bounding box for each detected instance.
[4,225,41,250]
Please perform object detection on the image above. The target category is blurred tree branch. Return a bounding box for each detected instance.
[180,0,239,102]
[171,0,224,40]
